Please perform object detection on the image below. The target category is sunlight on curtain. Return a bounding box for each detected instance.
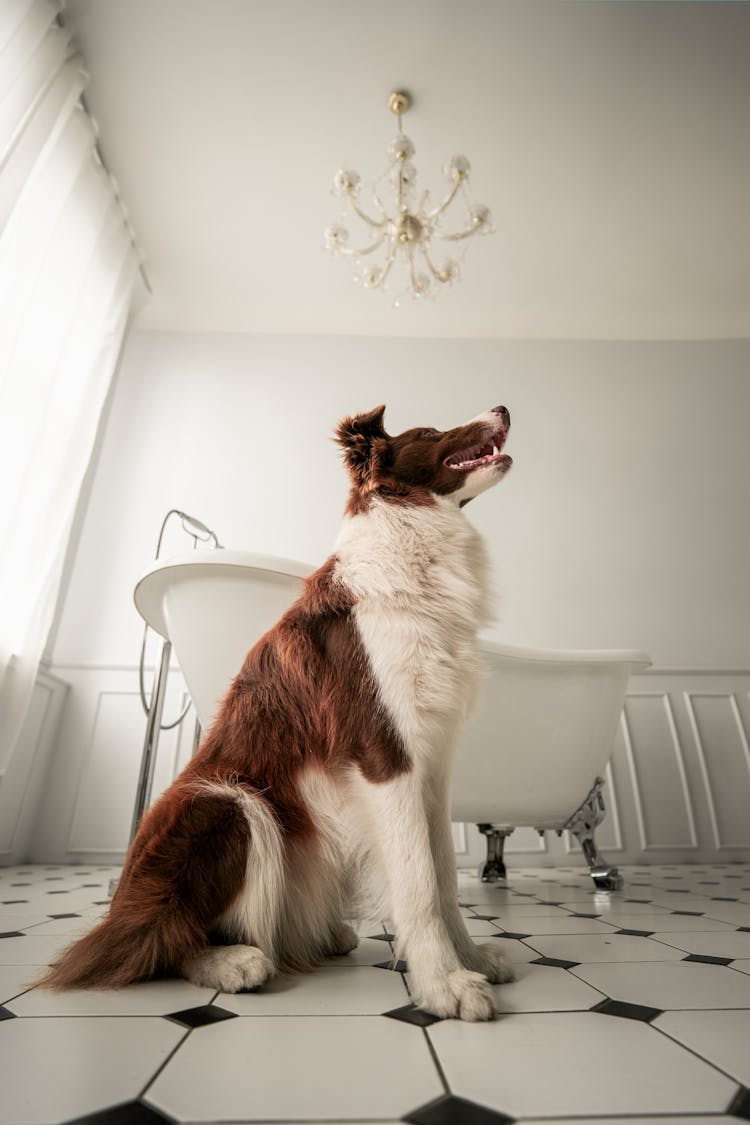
[0,0,139,772]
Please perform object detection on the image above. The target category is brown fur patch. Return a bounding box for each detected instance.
[40,555,408,990]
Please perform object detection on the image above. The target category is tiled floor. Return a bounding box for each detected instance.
[2,864,750,1125]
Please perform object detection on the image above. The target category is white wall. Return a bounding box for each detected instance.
[52,331,750,672]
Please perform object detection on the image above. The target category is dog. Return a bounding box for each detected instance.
[41,403,514,1021]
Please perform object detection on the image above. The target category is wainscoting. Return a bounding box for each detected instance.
[3,666,749,869]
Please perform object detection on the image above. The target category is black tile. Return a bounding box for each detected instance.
[738,927,750,933]
[10,882,31,887]
[165,1004,238,1029]
[458,902,476,909]
[570,912,600,919]
[374,959,408,972]
[698,881,720,885]
[711,897,739,902]
[591,998,662,1022]
[46,890,70,895]
[0,1006,17,1021]
[45,876,65,881]
[665,889,691,894]
[625,898,652,904]
[1,900,29,905]
[683,953,733,966]
[530,956,580,970]
[65,1101,174,1125]
[384,1002,443,1027]
[367,932,396,942]
[728,1086,750,1120]
[472,914,499,921]
[404,1093,514,1125]
[0,931,24,939]
[671,910,704,917]
[615,928,655,938]
[492,932,531,941]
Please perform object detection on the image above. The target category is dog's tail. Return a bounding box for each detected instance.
[38,778,284,990]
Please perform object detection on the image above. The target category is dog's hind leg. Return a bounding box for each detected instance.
[41,780,282,991]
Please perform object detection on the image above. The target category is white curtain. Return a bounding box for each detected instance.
[0,0,140,773]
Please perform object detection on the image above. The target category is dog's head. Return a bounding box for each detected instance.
[335,404,512,510]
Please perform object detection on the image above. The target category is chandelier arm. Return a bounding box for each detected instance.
[434,224,485,243]
[346,193,388,229]
[372,242,397,289]
[425,179,462,221]
[337,232,387,258]
[420,246,446,283]
[407,243,420,292]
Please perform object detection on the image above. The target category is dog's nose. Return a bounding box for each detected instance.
[492,405,510,425]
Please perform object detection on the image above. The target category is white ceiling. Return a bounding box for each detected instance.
[63,0,750,339]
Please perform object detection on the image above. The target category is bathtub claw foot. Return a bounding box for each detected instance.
[477,824,514,883]
[590,866,624,891]
[566,778,623,893]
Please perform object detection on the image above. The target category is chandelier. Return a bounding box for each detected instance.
[324,91,493,303]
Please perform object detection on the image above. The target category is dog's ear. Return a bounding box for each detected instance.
[334,405,388,485]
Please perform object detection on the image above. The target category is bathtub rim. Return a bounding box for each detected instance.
[133,549,651,672]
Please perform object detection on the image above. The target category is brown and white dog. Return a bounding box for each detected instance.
[42,404,514,1021]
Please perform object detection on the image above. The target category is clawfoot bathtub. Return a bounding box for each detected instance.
[134,551,650,890]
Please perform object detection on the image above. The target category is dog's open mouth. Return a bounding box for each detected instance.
[444,429,510,472]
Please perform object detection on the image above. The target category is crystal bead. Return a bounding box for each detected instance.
[446,154,471,181]
[323,224,348,250]
[388,134,415,162]
[332,169,361,196]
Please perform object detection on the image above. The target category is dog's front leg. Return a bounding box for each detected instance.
[424,764,515,986]
[361,770,496,1021]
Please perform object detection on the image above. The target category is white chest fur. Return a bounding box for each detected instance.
[334,496,493,761]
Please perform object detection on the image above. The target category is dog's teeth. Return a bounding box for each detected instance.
[492,445,498,455]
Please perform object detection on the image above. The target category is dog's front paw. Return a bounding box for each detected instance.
[471,942,516,984]
[185,945,275,992]
[417,969,496,1022]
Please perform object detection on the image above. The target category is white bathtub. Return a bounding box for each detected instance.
[134,550,650,889]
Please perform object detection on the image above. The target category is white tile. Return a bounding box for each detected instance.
[599,912,736,933]
[7,978,215,1016]
[478,937,539,964]
[522,1118,732,1125]
[655,1009,750,1086]
[0,914,49,930]
[463,918,503,936]
[0,1016,183,1125]
[572,959,750,1009]
[20,915,98,936]
[428,1012,737,1118]
[0,964,37,1004]
[478,902,581,917]
[491,963,604,1013]
[700,902,750,927]
[526,933,686,963]
[218,964,409,1016]
[0,933,73,966]
[147,1015,443,1121]
[732,960,750,975]
[650,930,750,959]
[324,936,396,966]
[494,913,616,935]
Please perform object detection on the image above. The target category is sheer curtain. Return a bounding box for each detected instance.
[0,0,140,773]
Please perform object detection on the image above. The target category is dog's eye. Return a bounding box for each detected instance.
[416,429,439,439]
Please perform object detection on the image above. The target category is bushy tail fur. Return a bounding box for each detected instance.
[38,779,265,990]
